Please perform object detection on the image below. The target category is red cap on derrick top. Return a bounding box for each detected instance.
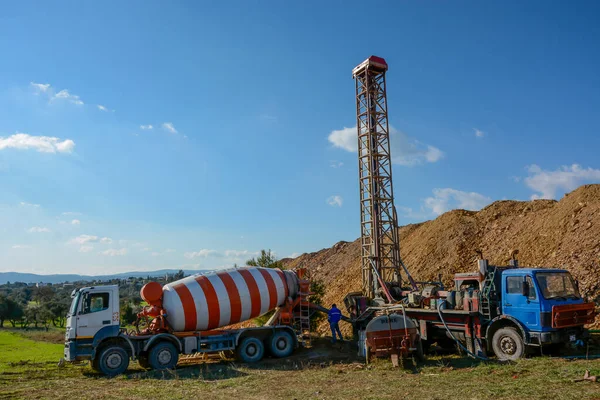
[352,55,388,76]
[140,281,163,306]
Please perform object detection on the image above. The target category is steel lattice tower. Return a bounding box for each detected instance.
[352,56,403,300]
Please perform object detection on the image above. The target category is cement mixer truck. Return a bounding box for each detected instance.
[63,267,312,376]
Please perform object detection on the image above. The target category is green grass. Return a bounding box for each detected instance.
[1,330,600,399]
[0,329,63,373]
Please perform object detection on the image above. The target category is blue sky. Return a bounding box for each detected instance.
[1,1,599,275]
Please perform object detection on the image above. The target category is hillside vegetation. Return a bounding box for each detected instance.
[283,184,600,335]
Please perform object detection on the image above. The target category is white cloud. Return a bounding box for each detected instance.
[100,237,113,244]
[288,252,302,258]
[0,133,75,153]
[328,127,357,152]
[97,105,113,112]
[524,164,600,199]
[165,248,176,253]
[69,234,99,245]
[396,206,431,221]
[151,252,161,257]
[52,89,84,105]
[141,247,151,252]
[224,250,259,259]
[19,202,40,208]
[326,195,343,207]
[474,128,485,138]
[12,244,31,249]
[330,161,344,168]
[30,82,51,93]
[328,125,443,166]
[28,226,50,233]
[62,211,81,216]
[29,82,92,108]
[71,219,80,225]
[79,245,93,253]
[162,122,178,134]
[184,249,219,259]
[140,124,153,130]
[424,188,491,215]
[101,248,128,256]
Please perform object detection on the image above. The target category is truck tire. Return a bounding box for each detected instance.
[237,337,265,363]
[97,345,130,376]
[268,330,294,358]
[492,327,525,361]
[148,341,179,370]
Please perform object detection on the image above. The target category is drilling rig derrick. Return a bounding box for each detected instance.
[352,56,414,302]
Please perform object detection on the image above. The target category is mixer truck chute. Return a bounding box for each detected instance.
[63,267,313,376]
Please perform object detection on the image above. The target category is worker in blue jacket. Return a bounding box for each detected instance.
[328,304,343,344]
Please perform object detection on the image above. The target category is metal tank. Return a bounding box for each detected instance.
[153,267,299,332]
[362,313,420,363]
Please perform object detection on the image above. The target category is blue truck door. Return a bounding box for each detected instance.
[502,275,540,329]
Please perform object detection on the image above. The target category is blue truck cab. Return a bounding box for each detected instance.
[486,267,595,360]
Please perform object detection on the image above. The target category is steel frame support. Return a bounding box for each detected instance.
[353,57,402,300]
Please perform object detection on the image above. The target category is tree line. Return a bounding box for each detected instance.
[0,272,184,330]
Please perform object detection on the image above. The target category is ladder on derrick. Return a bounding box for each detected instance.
[296,289,312,347]
[480,266,497,319]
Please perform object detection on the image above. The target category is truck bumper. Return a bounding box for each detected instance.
[64,340,77,362]
[529,328,588,345]
[64,339,93,362]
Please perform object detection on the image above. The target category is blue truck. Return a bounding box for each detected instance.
[362,253,596,361]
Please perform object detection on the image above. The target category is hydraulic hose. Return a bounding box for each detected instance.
[436,299,489,361]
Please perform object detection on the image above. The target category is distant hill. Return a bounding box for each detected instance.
[0,269,213,285]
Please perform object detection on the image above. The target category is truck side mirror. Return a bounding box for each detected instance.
[522,280,530,297]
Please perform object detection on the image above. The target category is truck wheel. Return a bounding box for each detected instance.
[492,327,525,361]
[97,345,129,376]
[148,341,179,370]
[269,331,294,358]
[237,337,265,363]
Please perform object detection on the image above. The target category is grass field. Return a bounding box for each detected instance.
[1,329,600,400]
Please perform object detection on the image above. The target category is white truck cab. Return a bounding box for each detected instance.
[64,286,121,362]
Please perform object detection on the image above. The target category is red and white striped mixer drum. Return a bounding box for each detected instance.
[161,267,299,332]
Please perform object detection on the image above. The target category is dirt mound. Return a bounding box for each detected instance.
[284,184,600,335]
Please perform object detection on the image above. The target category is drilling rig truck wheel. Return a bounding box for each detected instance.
[237,336,265,363]
[97,345,130,376]
[268,330,294,358]
[492,327,525,361]
[148,341,179,370]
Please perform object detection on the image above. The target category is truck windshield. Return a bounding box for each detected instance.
[68,292,80,316]
[535,272,580,299]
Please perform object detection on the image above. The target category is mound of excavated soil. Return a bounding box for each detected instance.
[283,184,600,335]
